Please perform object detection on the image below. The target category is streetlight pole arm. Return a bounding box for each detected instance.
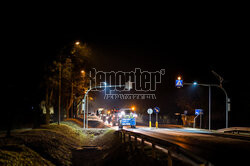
[82,84,126,129]
[84,84,125,100]
[210,84,228,98]
[184,83,210,87]
[183,82,229,128]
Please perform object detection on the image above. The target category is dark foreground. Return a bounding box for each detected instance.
[0,121,168,166]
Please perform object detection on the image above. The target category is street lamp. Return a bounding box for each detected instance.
[131,106,135,111]
[211,70,230,128]
[176,77,211,130]
[177,76,229,129]
[82,81,133,129]
[186,82,211,130]
[81,70,86,77]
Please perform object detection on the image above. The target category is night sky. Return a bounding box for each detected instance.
[3,9,250,128]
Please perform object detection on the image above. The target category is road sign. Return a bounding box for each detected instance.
[195,109,203,115]
[147,108,153,114]
[153,107,160,113]
[176,79,183,88]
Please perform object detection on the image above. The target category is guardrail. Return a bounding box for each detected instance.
[224,130,250,135]
[117,129,213,166]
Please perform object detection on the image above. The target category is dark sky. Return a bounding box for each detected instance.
[4,8,250,128]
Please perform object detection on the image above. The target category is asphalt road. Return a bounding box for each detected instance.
[124,127,250,165]
[73,116,250,165]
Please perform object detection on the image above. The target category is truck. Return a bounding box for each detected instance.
[117,108,137,129]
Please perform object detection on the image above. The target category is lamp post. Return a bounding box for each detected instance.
[58,59,61,125]
[212,84,229,128]
[195,83,229,129]
[181,81,229,129]
[184,82,212,130]
[83,81,132,129]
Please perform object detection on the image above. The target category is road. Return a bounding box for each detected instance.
[71,116,250,165]
[123,127,250,165]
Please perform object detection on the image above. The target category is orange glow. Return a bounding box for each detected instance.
[81,70,86,77]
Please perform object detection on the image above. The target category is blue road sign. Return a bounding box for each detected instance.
[176,79,183,88]
[153,107,160,113]
[195,109,203,115]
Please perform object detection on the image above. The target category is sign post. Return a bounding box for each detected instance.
[147,108,153,128]
[194,109,203,128]
[153,107,160,129]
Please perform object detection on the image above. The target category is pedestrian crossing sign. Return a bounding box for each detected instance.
[176,79,183,88]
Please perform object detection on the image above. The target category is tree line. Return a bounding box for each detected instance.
[42,41,92,124]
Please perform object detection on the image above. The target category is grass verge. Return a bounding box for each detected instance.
[0,121,89,166]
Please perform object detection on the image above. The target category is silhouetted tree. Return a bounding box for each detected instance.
[42,42,92,123]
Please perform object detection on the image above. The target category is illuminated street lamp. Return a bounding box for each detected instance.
[177,71,230,129]
[131,106,135,111]
[75,41,80,45]
[176,77,212,130]
[81,70,86,77]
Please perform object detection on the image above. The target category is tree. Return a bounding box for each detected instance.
[62,42,92,119]
[42,60,59,124]
[41,41,93,123]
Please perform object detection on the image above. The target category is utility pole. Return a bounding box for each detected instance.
[58,60,61,125]
[86,95,88,128]
[212,70,229,128]
[209,85,211,130]
[71,81,74,118]
[200,112,202,128]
